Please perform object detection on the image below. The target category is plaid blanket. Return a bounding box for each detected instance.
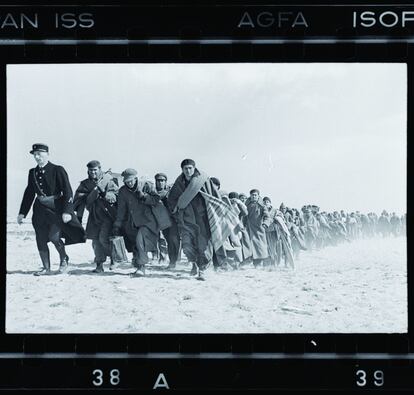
[200,191,241,252]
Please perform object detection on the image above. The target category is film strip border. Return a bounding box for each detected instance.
[0,5,414,43]
[0,355,413,390]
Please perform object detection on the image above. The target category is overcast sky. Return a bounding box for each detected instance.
[7,63,406,217]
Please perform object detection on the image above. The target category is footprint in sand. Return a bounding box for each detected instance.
[49,301,68,308]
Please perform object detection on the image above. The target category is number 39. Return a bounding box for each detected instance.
[92,369,120,386]
[356,369,384,387]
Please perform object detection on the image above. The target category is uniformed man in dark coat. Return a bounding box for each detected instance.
[17,144,86,275]
[154,173,180,269]
[74,160,119,273]
[112,168,161,276]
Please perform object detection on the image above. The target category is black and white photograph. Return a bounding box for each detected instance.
[6,63,407,334]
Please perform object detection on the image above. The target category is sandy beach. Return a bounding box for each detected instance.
[5,222,407,333]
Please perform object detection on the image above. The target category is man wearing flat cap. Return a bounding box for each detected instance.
[74,160,119,273]
[17,143,85,275]
[245,189,271,268]
[168,159,240,280]
[154,173,180,269]
[112,168,161,276]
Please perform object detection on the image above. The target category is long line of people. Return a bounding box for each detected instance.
[18,144,406,279]
[196,185,406,273]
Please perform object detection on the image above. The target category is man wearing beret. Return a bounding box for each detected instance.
[17,143,86,275]
[112,168,161,276]
[245,189,271,268]
[74,160,119,273]
[154,173,180,269]
[168,159,239,280]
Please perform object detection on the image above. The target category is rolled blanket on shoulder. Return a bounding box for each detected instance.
[201,191,241,252]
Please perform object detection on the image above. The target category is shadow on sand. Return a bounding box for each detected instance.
[67,269,132,276]
[7,270,66,276]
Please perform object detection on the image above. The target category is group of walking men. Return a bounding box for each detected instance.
[17,143,405,280]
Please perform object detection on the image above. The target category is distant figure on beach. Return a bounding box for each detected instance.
[378,210,391,237]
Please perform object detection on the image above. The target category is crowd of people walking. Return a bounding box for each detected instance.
[17,143,406,280]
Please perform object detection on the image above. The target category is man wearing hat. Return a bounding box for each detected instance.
[17,143,85,275]
[154,173,180,269]
[74,160,119,273]
[245,189,271,268]
[112,168,161,276]
[168,159,239,280]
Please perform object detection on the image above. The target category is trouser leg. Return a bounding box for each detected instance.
[180,230,198,275]
[253,258,263,267]
[92,239,106,273]
[48,224,67,263]
[33,225,51,274]
[99,221,112,258]
[135,227,150,267]
[158,234,168,262]
[181,231,197,263]
[163,224,180,266]
[38,250,51,271]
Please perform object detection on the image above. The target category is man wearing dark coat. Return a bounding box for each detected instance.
[245,189,271,267]
[74,160,119,273]
[168,159,239,280]
[17,143,85,275]
[112,168,161,276]
[154,173,180,269]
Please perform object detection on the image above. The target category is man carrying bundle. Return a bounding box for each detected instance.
[168,159,239,280]
[74,160,119,273]
[112,168,161,276]
[17,143,85,275]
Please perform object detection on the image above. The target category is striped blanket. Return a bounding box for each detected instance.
[200,191,241,252]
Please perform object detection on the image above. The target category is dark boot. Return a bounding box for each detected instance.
[92,261,104,273]
[130,264,145,277]
[197,268,205,281]
[34,250,52,276]
[190,262,198,276]
[109,257,117,271]
[166,261,176,270]
[56,242,69,273]
[253,259,262,268]
[59,254,69,273]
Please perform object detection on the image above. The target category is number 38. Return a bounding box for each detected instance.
[356,369,384,387]
[92,369,120,386]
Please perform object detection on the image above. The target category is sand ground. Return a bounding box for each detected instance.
[5,222,407,333]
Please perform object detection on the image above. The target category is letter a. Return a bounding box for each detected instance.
[153,373,170,390]
[238,12,255,28]
[293,12,309,28]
